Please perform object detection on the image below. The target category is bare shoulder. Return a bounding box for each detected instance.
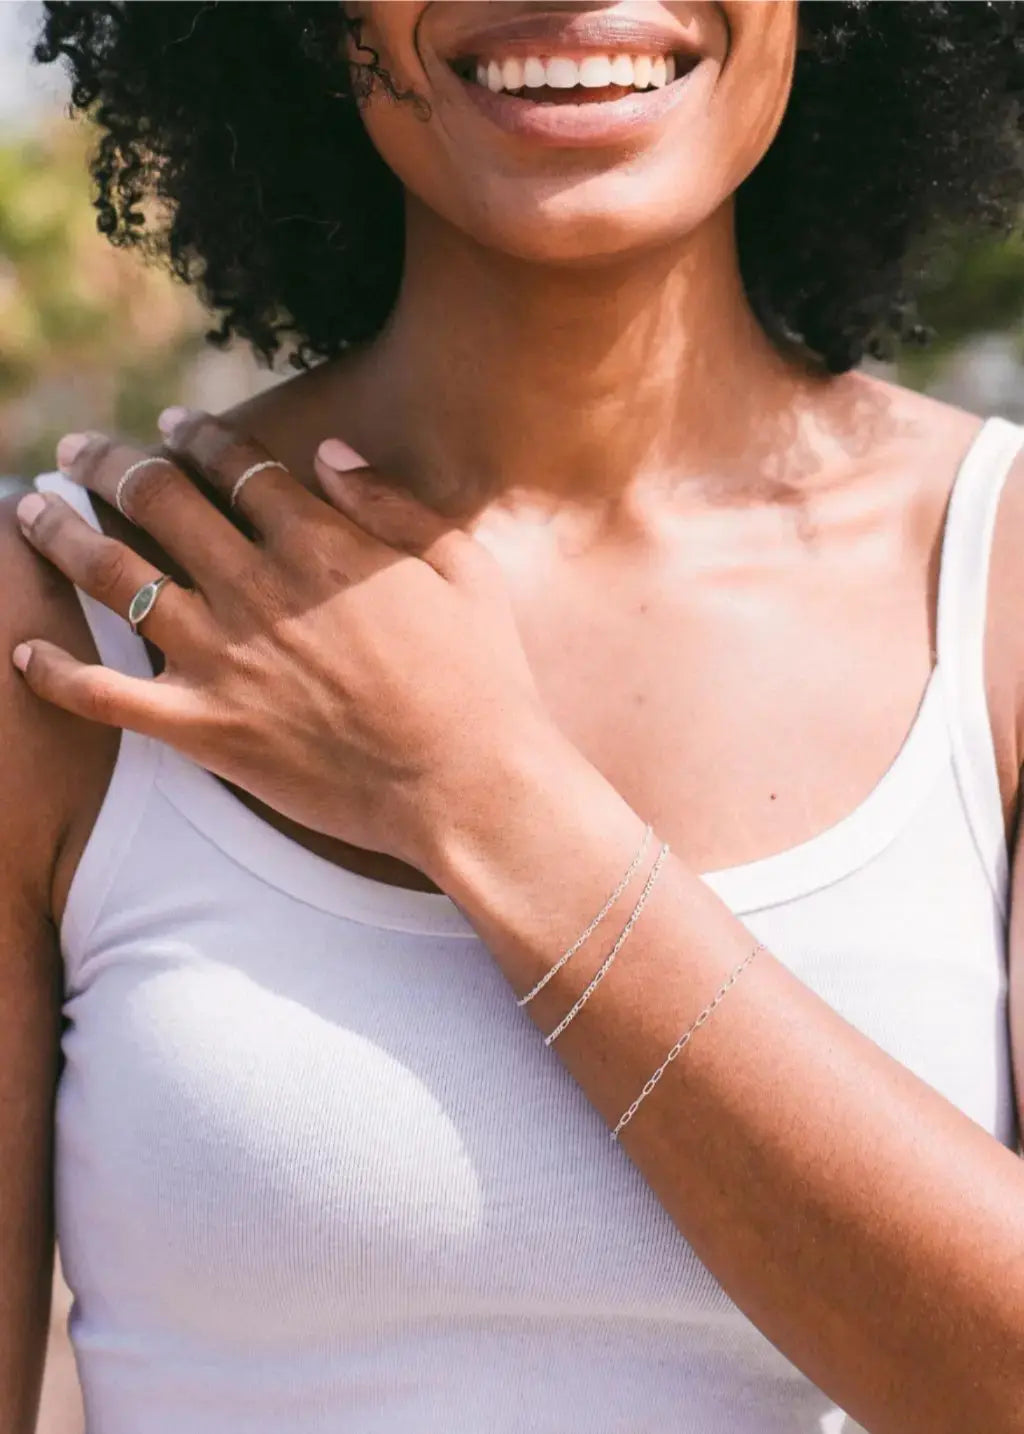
[216,353,359,487]
[888,378,1024,811]
[834,373,1024,832]
[0,486,118,922]
[898,381,1024,830]
[908,387,1024,826]
[833,369,986,473]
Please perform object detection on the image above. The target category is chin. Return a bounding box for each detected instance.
[447,173,718,269]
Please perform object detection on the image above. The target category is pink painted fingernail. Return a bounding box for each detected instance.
[11,644,31,672]
[56,432,88,473]
[157,406,189,436]
[15,493,46,531]
[317,437,369,472]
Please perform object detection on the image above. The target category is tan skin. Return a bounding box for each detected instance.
[5,1,1024,1428]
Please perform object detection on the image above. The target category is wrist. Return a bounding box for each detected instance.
[417,719,647,959]
[410,716,571,885]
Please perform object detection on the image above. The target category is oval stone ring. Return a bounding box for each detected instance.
[127,573,173,635]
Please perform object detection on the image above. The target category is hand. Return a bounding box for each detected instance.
[12,412,552,874]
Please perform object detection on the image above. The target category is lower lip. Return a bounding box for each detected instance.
[452,67,701,147]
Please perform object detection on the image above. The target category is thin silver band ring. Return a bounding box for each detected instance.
[127,573,172,635]
[114,457,176,522]
[229,460,289,510]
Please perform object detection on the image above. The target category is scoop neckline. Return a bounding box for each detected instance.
[155,747,481,936]
[154,659,949,928]
[152,399,974,931]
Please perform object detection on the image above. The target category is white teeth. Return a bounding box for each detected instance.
[545,57,579,88]
[578,54,613,88]
[467,51,681,94]
[502,56,524,90]
[632,54,653,88]
[609,53,635,87]
[523,56,547,87]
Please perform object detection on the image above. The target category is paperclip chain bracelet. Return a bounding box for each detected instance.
[515,823,653,1008]
[544,842,670,1047]
[609,941,766,1141]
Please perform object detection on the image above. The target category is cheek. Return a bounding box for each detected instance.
[347,2,460,214]
[714,1,798,184]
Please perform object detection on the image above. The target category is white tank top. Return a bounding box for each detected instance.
[36,417,1023,1434]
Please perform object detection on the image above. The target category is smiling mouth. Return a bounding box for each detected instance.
[449,51,699,103]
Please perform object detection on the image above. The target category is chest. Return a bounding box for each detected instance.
[504,517,943,877]
[56,775,1015,1353]
[106,447,1020,890]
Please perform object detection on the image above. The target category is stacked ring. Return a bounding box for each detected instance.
[229,459,289,510]
[114,456,177,522]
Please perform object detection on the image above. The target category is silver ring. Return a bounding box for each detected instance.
[127,573,172,635]
[229,459,289,510]
[114,457,176,522]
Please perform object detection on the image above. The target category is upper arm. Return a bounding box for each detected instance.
[0,488,114,1431]
[0,845,62,1433]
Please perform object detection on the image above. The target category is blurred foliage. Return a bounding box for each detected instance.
[0,119,208,478]
[903,225,1024,388]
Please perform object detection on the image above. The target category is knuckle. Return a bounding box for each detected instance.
[127,457,178,513]
[28,496,68,548]
[274,504,316,546]
[264,508,320,567]
[81,676,117,724]
[71,432,113,481]
[170,411,235,469]
[85,539,129,595]
[241,563,287,617]
[442,531,489,582]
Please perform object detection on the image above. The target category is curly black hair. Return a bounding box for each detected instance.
[33,1,1024,373]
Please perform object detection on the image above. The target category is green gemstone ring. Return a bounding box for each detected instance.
[127,574,172,635]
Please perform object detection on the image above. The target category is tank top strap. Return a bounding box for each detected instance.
[33,470,159,960]
[935,416,1024,922]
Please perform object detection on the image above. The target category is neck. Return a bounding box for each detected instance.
[332,197,831,518]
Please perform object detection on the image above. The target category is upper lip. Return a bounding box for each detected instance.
[442,10,701,62]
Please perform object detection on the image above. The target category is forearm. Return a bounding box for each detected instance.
[425,728,1024,1434]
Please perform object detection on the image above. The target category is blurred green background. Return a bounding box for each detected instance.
[0,1,278,483]
[4,2,1024,483]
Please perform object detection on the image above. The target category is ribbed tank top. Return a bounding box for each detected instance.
[36,417,1023,1434]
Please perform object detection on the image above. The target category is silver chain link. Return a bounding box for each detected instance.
[610,941,766,1141]
[544,843,670,1046]
[515,823,653,1007]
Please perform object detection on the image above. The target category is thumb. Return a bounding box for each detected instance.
[315,437,477,581]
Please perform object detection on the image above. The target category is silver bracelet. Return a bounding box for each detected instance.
[515,823,653,1008]
[544,842,670,1047]
[610,941,766,1141]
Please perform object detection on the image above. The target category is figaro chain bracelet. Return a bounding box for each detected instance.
[610,941,766,1142]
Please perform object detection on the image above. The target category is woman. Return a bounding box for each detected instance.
[5,1,1024,1430]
